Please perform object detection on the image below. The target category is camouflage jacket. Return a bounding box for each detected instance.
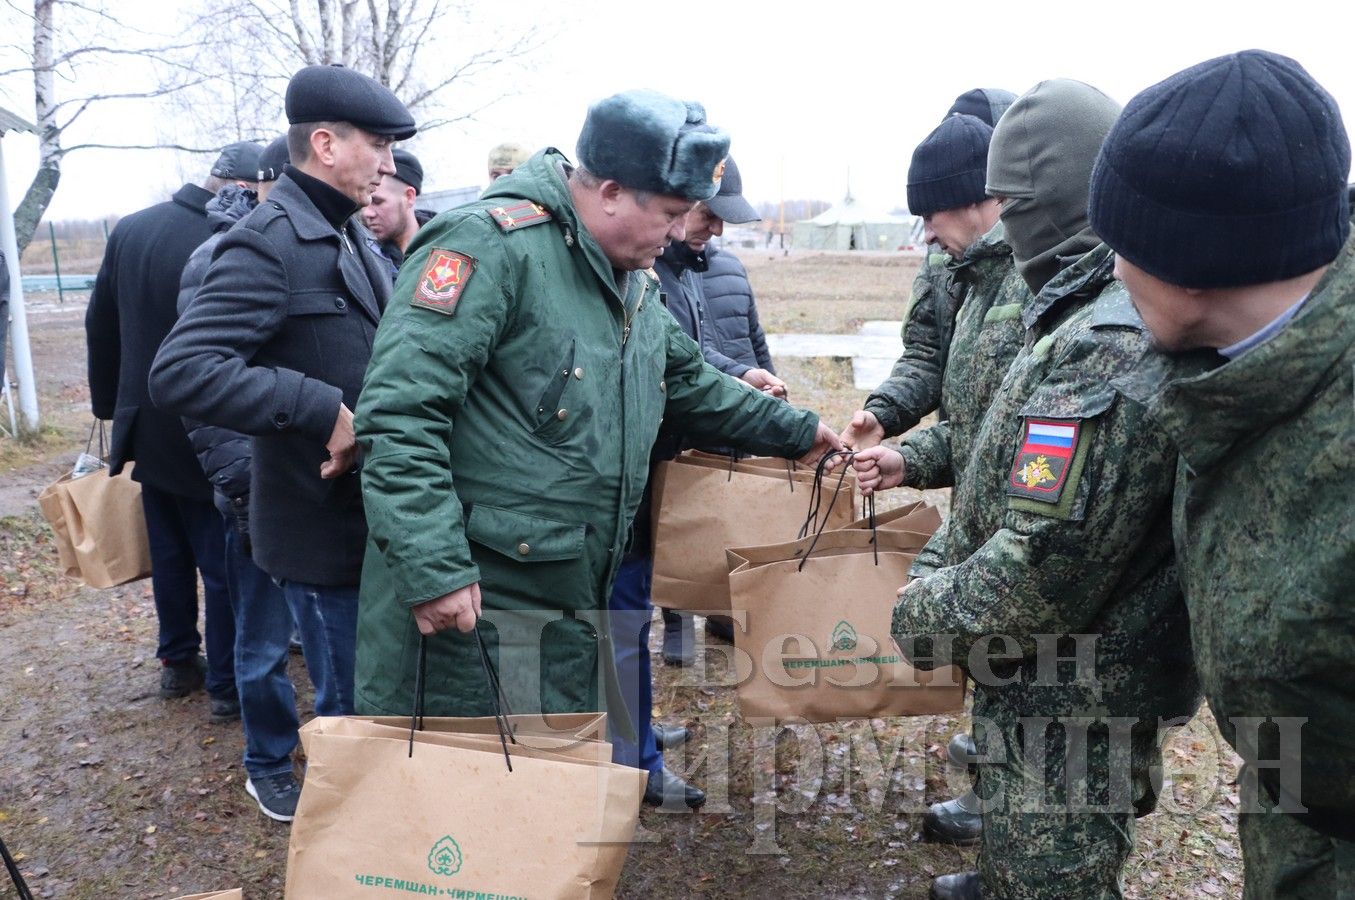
[896,221,1028,491]
[862,250,957,436]
[892,244,1202,721]
[1120,232,1355,834]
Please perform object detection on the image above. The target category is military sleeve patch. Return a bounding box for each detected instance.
[489,201,552,232]
[411,248,476,315]
[1006,418,1080,503]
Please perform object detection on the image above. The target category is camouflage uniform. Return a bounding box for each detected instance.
[893,245,1204,898]
[889,222,1030,576]
[862,250,958,437]
[1120,232,1355,898]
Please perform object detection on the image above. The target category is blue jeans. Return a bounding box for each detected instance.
[607,555,661,775]
[224,526,301,778]
[140,483,234,699]
[277,578,359,718]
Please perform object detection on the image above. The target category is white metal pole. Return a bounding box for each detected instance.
[0,136,40,432]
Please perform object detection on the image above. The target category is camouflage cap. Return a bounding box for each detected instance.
[487,142,530,172]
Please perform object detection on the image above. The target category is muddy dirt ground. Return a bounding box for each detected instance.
[1,254,1244,898]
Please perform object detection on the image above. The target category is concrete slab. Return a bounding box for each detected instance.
[852,357,896,391]
[858,320,903,336]
[765,333,902,358]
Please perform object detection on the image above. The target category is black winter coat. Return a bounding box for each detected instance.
[86,183,216,500]
[176,185,257,515]
[654,241,753,377]
[150,172,390,586]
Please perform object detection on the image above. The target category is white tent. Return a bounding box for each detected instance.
[791,193,918,251]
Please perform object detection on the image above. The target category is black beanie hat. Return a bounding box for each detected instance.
[946,88,1018,128]
[907,114,993,217]
[392,148,423,194]
[1090,49,1351,289]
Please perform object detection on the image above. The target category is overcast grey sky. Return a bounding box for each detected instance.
[5,0,1355,222]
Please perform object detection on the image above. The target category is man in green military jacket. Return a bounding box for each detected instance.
[855,80,1204,900]
[1090,50,1355,898]
[352,90,840,726]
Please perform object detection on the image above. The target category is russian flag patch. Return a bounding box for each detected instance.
[1007,418,1080,502]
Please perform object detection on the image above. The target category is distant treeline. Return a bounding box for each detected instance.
[42,217,119,241]
[19,218,116,274]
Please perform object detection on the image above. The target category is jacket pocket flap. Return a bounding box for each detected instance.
[287,289,349,316]
[1018,381,1116,421]
[465,504,586,562]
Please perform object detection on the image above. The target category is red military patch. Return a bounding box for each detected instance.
[1006,418,1081,503]
[412,248,476,315]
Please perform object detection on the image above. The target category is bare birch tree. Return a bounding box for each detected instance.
[169,0,547,147]
[0,0,211,251]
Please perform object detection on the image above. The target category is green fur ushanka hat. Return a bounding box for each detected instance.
[576,89,730,202]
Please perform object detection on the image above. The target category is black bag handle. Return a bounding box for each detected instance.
[797,450,878,571]
[82,419,107,461]
[797,449,855,541]
[408,626,516,772]
[0,834,35,900]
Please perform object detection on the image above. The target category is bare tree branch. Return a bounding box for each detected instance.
[63,140,222,153]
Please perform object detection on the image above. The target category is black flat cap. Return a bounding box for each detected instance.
[285,64,416,140]
[211,141,262,181]
[257,135,290,182]
[391,148,423,194]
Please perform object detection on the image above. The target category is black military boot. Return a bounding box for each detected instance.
[652,723,689,751]
[661,609,694,666]
[643,766,705,810]
[930,872,981,900]
[947,732,978,768]
[703,614,735,643]
[923,790,983,845]
[160,655,207,699]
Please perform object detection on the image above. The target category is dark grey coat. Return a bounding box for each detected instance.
[176,185,257,516]
[149,172,390,586]
[654,241,752,377]
[700,247,774,374]
[86,183,216,499]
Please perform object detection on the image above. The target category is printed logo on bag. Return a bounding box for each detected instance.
[412,248,476,315]
[830,620,859,652]
[1007,418,1080,503]
[427,835,463,877]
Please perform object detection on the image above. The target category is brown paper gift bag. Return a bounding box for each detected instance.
[37,473,82,579]
[728,527,964,723]
[651,454,856,613]
[325,711,613,764]
[286,716,644,899]
[55,460,151,588]
[842,498,943,534]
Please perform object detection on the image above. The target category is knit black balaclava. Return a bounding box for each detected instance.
[987,79,1122,294]
[1089,49,1351,289]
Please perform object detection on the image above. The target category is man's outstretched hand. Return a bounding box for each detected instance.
[840,409,885,450]
[852,445,906,496]
[797,421,845,466]
[741,368,788,398]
